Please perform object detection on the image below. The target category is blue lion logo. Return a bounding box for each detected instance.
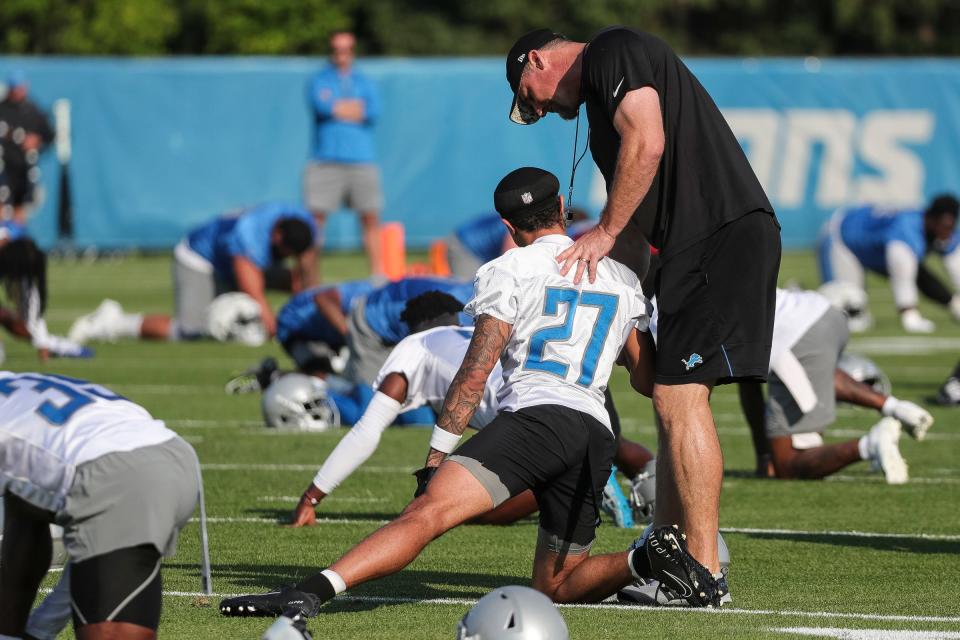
[681,353,703,371]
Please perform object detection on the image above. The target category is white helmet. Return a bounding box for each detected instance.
[206,292,267,346]
[838,352,892,396]
[457,586,568,640]
[818,281,871,332]
[262,374,340,432]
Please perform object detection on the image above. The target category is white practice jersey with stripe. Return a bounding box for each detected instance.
[466,234,649,431]
[769,288,833,370]
[0,372,176,512]
[373,325,502,429]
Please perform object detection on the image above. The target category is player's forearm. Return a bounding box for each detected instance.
[834,369,885,411]
[314,292,349,338]
[601,135,661,237]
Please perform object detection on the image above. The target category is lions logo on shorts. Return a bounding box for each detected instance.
[682,353,703,371]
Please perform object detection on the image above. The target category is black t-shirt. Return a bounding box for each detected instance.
[582,27,775,258]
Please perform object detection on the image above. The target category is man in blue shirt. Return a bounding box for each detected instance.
[818,195,960,333]
[68,203,317,343]
[303,31,383,278]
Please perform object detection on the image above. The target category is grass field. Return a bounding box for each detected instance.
[7,250,960,639]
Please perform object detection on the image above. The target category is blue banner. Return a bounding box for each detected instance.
[1,56,958,250]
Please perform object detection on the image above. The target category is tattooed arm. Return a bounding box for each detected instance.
[423,313,512,468]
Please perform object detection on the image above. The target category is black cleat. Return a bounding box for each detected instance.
[219,585,321,618]
[643,525,722,608]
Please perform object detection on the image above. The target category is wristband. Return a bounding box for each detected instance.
[881,395,899,417]
[429,425,462,454]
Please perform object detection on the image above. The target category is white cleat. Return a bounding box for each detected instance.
[866,417,909,485]
[68,299,125,344]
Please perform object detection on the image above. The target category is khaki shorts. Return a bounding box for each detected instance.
[303,162,383,214]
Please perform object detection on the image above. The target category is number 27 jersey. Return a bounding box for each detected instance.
[465,234,650,431]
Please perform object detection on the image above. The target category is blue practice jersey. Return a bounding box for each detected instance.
[276,280,375,347]
[839,205,960,274]
[454,213,508,263]
[0,220,27,243]
[363,277,474,345]
[186,203,316,280]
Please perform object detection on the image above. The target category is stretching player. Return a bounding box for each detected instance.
[738,288,933,482]
[818,194,960,333]
[286,291,655,529]
[68,202,316,343]
[220,167,726,628]
[0,225,90,360]
[0,372,199,639]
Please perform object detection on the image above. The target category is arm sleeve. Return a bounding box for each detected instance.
[584,30,657,121]
[464,263,520,325]
[309,73,335,119]
[886,240,920,308]
[372,337,429,410]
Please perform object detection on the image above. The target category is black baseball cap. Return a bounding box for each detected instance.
[506,29,564,125]
[494,167,561,221]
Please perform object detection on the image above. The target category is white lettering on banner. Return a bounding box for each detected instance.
[586,109,934,212]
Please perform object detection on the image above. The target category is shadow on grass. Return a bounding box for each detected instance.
[166,562,528,609]
[737,530,960,555]
[242,507,398,522]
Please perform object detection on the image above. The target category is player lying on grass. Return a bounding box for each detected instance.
[67,202,316,344]
[0,372,198,640]
[0,222,91,360]
[818,194,960,333]
[737,287,934,483]
[219,167,728,629]
[282,290,656,530]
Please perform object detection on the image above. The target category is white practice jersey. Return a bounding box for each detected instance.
[0,372,177,512]
[467,234,649,431]
[769,289,832,370]
[373,325,502,429]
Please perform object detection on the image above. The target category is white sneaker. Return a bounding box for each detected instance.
[847,310,874,333]
[900,309,935,334]
[68,299,125,344]
[865,417,909,484]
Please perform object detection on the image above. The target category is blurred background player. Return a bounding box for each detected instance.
[937,360,960,406]
[0,372,199,640]
[738,287,933,483]
[0,70,54,224]
[305,31,383,278]
[0,223,89,359]
[818,194,960,333]
[68,202,316,343]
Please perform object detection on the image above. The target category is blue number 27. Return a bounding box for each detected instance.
[523,287,619,386]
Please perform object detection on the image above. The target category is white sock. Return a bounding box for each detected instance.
[320,569,346,595]
[857,435,870,460]
[117,312,144,338]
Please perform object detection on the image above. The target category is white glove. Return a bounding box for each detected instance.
[882,396,934,441]
[900,308,935,334]
[950,295,960,322]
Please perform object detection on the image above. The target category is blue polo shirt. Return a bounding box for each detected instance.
[309,64,380,163]
[276,280,375,348]
[363,277,475,345]
[186,203,316,281]
[454,213,508,263]
[840,205,960,274]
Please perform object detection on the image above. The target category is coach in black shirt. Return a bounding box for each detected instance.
[505,27,781,589]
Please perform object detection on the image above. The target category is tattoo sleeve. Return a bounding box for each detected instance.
[425,314,510,466]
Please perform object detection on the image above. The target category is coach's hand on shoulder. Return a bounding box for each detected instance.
[557,224,616,284]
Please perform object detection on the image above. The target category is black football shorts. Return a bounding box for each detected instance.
[655,210,781,386]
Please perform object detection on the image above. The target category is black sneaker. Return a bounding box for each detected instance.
[225,357,280,395]
[618,576,733,607]
[219,585,321,618]
[643,525,722,608]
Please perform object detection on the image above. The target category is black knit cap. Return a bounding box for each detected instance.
[494,167,560,221]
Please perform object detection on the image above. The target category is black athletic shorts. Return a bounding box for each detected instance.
[70,544,163,630]
[655,210,781,385]
[450,404,616,551]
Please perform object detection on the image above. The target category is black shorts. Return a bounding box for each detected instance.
[70,544,163,630]
[655,210,780,385]
[450,404,616,551]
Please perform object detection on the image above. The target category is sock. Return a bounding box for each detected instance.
[627,548,653,580]
[857,435,870,460]
[117,312,144,338]
[296,568,345,602]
